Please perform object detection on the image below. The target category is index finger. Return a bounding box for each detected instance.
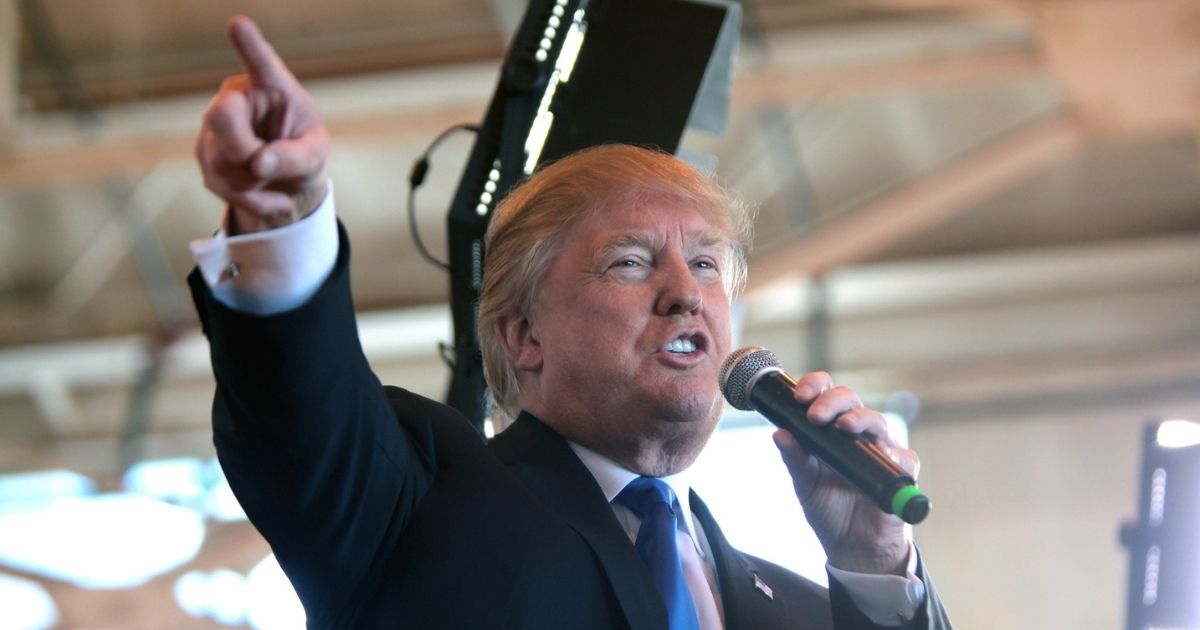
[792,371,832,404]
[228,15,294,87]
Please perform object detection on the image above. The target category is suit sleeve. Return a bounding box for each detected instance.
[189,221,436,620]
[828,550,953,629]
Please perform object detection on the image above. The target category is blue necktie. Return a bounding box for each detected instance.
[615,477,701,630]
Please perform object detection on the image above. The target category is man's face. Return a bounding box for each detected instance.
[524,197,734,474]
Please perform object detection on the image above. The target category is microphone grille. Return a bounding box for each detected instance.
[718,347,780,411]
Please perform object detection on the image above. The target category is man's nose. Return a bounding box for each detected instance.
[654,256,703,316]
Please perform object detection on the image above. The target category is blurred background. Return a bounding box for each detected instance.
[1,0,1199,628]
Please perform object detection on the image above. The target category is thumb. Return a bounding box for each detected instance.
[253,134,328,180]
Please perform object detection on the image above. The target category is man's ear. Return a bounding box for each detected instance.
[496,313,542,372]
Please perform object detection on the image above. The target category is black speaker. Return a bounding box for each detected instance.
[441,0,740,432]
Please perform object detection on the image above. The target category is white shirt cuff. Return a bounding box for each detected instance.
[826,542,925,626]
[189,185,338,316]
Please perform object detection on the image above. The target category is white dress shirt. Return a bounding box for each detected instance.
[190,188,926,626]
[569,442,726,629]
[567,442,924,628]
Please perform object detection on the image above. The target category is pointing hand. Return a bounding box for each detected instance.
[195,16,330,233]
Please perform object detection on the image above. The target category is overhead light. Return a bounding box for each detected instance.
[122,457,247,522]
[173,555,305,629]
[0,470,94,504]
[0,572,58,630]
[523,9,588,174]
[1124,418,1200,628]
[0,494,204,589]
[175,569,248,626]
[123,458,207,505]
[1155,419,1200,449]
[203,475,247,522]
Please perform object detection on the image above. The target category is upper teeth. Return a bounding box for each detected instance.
[665,338,697,353]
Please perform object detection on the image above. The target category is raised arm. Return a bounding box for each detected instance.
[190,17,438,623]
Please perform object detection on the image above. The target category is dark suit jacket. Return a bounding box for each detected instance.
[189,225,951,629]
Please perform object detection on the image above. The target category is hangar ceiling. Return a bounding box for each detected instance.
[1,0,1198,486]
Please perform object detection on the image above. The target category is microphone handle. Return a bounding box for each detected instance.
[751,370,930,524]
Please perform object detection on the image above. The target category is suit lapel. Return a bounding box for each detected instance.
[490,413,667,630]
[690,491,792,629]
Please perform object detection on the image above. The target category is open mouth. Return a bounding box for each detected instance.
[663,333,706,355]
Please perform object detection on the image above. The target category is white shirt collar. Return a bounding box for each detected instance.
[567,441,703,552]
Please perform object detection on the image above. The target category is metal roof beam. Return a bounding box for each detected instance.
[747,116,1084,288]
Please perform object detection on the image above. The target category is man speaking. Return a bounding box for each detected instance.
[189,16,952,630]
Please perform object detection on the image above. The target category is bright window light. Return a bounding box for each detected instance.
[245,554,306,630]
[1156,419,1200,449]
[204,458,247,522]
[173,556,305,629]
[0,494,204,589]
[123,458,207,504]
[122,457,248,522]
[0,470,94,505]
[691,412,828,585]
[175,569,248,626]
[204,476,247,522]
[0,572,58,630]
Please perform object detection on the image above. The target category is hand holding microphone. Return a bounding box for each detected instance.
[720,347,929,523]
[720,347,927,574]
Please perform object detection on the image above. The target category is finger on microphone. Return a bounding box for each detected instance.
[826,409,920,477]
[721,347,931,523]
[806,385,863,425]
[831,408,893,445]
[791,372,831,404]
[228,15,293,87]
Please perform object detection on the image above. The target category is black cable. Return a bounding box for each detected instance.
[437,341,457,370]
[407,123,482,271]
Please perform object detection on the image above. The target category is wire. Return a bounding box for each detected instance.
[438,341,457,370]
[407,123,482,271]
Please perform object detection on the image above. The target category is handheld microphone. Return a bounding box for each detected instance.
[719,347,930,524]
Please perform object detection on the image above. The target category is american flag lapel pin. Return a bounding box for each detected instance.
[753,573,774,600]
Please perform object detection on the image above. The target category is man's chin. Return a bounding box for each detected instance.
[656,391,722,428]
[646,407,722,475]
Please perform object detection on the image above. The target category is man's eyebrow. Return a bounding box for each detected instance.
[691,231,727,251]
[596,233,656,260]
[594,231,728,261]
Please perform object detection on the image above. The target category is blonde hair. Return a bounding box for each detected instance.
[477,144,754,419]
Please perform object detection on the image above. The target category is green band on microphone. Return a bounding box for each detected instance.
[891,484,925,518]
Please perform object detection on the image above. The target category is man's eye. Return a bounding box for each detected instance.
[693,259,717,270]
[613,259,641,268]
